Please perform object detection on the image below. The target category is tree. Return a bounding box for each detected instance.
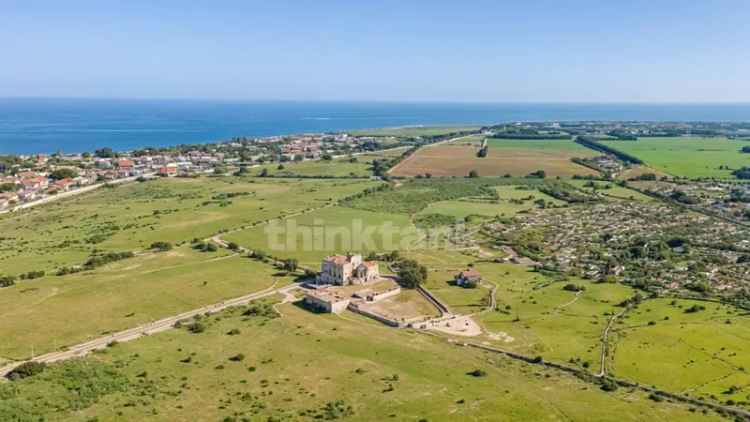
[321,154,333,161]
[0,183,18,192]
[283,258,298,272]
[741,146,750,153]
[94,147,115,158]
[397,259,428,289]
[49,168,78,180]
[468,170,479,178]
[526,169,546,179]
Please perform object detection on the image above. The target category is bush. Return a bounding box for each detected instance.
[81,251,134,270]
[150,241,173,251]
[684,304,706,314]
[0,275,17,288]
[193,241,218,253]
[187,322,206,333]
[466,369,487,377]
[600,378,619,392]
[6,361,47,380]
[228,353,245,362]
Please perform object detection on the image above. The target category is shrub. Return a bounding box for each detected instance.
[684,304,706,314]
[599,378,619,392]
[228,353,245,362]
[187,322,206,333]
[466,369,487,377]
[149,241,173,251]
[0,275,17,288]
[562,283,585,292]
[6,361,47,380]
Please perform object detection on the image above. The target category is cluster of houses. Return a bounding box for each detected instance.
[497,197,750,295]
[0,152,229,211]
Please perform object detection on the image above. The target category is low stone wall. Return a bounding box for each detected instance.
[347,304,402,327]
[417,285,449,315]
[368,286,401,303]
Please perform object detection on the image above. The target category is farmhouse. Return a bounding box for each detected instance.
[455,268,482,287]
[303,289,351,313]
[317,253,379,285]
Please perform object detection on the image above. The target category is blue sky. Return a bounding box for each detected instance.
[2,0,749,102]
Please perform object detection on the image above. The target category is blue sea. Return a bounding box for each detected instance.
[1,98,749,155]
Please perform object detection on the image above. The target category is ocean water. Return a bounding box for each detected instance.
[1,98,749,155]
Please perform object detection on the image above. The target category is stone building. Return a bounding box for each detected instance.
[317,253,379,285]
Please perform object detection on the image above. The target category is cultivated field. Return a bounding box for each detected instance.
[389,136,598,177]
[601,137,750,179]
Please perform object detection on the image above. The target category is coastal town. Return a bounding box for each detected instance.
[0,132,410,211]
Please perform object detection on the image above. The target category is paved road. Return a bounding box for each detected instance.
[0,283,299,377]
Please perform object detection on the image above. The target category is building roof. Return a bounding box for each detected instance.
[458,268,481,279]
[325,254,360,266]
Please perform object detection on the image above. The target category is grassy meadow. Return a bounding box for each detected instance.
[0,177,378,276]
[0,296,722,422]
[0,245,295,360]
[601,137,750,179]
[610,298,750,403]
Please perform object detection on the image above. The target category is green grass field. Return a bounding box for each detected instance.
[2,163,748,420]
[610,298,750,403]
[567,180,655,202]
[417,185,565,219]
[0,245,295,360]
[0,297,721,421]
[224,206,419,268]
[252,156,377,178]
[600,137,750,179]
[0,177,378,276]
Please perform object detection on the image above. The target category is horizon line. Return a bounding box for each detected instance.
[2,96,750,105]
